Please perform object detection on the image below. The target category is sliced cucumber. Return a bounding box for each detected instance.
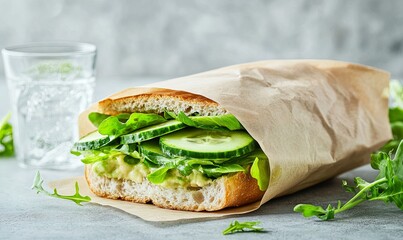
[160,128,256,159]
[139,140,172,165]
[138,140,165,158]
[120,120,186,144]
[73,130,111,151]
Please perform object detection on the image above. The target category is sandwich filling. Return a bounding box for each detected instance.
[72,111,270,190]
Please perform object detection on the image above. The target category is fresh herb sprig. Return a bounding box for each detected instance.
[0,112,14,157]
[294,140,403,220]
[32,171,91,205]
[222,220,264,235]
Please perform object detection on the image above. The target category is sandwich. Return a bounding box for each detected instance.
[72,60,391,217]
[72,89,270,211]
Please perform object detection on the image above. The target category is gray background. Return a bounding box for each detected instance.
[0,0,402,80]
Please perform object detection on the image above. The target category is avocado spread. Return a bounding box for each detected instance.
[92,155,212,188]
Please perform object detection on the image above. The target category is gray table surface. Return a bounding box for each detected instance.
[0,79,402,240]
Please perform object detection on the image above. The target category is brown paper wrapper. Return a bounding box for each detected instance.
[53,60,391,221]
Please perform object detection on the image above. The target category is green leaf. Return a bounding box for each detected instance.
[163,111,174,120]
[294,204,326,218]
[202,164,245,178]
[168,111,244,130]
[80,144,141,165]
[391,122,403,139]
[380,109,403,154]
[295,140,403,221]
[222,220,264,235]
[389,107,403,125]
[379,140,400,154]
[293,204,335,221]
[176,159,216,176]
[193,113,243,130]
[88,112,110,127]
[250,157,270,191]
[147,166,175,184]
[98,113,166,137]
[123,155,140,165]
[116,144,141,159]
[31,171,91,205]
[354,177,371,191]
[88,112,133,128]
[321,204,336,220]
[80,146,121,164]
[342,180,356,194]
[371,151,390,171]
[373,140,403,209]
[0,112,14,157]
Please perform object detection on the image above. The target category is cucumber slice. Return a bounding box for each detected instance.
[139,140,172,165]
[73,130,111,151]
[139,140,165,158]
[160,128,256,159]
[120,120,186,144]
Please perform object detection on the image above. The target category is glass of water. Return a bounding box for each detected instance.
[2,42,96,169]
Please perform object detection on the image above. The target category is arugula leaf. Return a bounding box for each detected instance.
[31,171,91,205]
[341,180,357,194]
[147,165,175,184]
[88,112,110,127]
[98,113,166,137]
[116,144,141,159]
[176,159,215,176]
[167,111,244,130]
[222,220,264,235]
[190,114,244,131]
[389,107,403,123]
[202,164,245,178]
[0,113,14,157]
[294,140,403,220]
[80,144,141,164]
[250,157,270,191]
[123,155,140,165]
[293,203,336,220]
[163,111,174,120]
[88,112,132,127]
[80,146,121,164]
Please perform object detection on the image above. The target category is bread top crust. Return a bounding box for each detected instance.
[98,88,228,116]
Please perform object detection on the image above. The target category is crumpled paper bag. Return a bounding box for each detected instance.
[52,60,391,221]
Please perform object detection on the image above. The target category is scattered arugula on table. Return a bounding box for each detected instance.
[222,220,264,235]
[294,140,403,220]
[0,112,14,157]
[294,80,403,220]
[31,171,91,205]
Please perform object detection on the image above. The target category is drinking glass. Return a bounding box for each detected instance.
[2,42,96,169]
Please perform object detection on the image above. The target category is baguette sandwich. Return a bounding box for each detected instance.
[72,89,269,211]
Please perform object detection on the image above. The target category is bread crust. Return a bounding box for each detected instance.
[223,170,265,208]
[98,88,227,116]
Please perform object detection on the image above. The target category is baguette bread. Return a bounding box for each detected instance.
[85,89,265,211]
